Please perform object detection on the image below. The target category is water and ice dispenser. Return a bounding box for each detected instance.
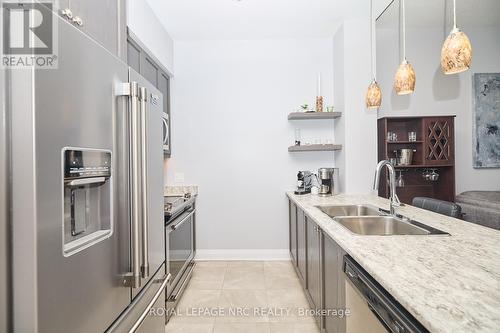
[63,148,112,256]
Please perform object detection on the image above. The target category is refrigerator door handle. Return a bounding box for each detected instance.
[116,81,142,288]
[139,86,149,279]
[129,273,171,333]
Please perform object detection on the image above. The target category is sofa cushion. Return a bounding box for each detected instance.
[456,191,500,211]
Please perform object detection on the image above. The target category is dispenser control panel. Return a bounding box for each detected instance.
[64,149,111,179]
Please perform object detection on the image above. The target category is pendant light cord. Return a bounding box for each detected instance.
[371,0,376,79]
[453,0,457,29]
[402,0,406,60]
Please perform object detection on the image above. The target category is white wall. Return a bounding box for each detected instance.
[377,25,500,193]
[333,19,378,194]
[127,0,174,73]
[166,39,337,259]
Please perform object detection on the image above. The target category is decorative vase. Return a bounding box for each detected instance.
[316,96,324,112]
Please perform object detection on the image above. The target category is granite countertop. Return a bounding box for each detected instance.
[286,192,500,333]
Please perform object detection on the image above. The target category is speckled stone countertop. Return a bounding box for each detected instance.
[286,192,500,333]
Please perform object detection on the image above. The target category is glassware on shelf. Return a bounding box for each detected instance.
[408,131,417,142]
[294,128,301,146]
[397,171,405,188]
[387,132,398,142]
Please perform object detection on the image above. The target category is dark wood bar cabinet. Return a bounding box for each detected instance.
[377,116,456,204]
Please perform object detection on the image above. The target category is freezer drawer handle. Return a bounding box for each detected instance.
[129,273,171,333]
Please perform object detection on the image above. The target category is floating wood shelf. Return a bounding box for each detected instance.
[288,112,342,120]
[288,144,342,152]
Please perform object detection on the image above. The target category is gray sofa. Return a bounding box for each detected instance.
[456,191,500,230]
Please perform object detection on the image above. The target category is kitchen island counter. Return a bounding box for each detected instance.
[287,192,500,333]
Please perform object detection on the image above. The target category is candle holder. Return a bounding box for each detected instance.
[316,96,324,112]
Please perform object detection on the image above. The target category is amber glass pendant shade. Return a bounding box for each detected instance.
[394,60,416,95]
[441,28,472,75]
[366,80,382,109]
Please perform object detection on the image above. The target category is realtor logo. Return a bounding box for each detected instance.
[1,1,58,68]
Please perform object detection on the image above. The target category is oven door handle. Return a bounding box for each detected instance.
[170,210,195,231]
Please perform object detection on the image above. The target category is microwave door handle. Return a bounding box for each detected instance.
[139,87,149,279]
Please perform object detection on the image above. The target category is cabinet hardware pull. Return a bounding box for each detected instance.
[72,16,83,27]
[60,8,73,19]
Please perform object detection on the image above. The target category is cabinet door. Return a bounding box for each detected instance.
[289,201,298,265]
[296,208,307,287]
[127,38,141,73]
[306,218,321,314]
[69,0,125,59]
[423,117,455,166]
[323,233,340,333]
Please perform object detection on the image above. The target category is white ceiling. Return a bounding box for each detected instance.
[377,0,500,29]
[145,0,367,40]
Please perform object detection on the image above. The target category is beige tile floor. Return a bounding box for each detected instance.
[165,261,320,333]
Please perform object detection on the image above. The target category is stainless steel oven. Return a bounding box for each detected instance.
[165,197,196,322]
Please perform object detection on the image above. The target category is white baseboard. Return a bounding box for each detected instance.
[195,249,290,261]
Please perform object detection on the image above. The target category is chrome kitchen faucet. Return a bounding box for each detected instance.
[373,160,402,216]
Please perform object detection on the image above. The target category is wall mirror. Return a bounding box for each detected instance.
[376,0,500,198]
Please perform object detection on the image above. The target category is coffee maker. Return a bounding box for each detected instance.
[295,171,313,195]
[317,168,338,196]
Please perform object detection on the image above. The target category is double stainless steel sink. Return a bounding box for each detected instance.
[317,205,448,236]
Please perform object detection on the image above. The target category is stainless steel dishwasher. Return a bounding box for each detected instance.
[343,256,429,333]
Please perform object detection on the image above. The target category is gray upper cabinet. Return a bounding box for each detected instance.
[126,35,172,157]
[296,208,307,287]
[289,201,298,265]
[127,40,141,73]
[57,0,126,61]
[141,56,159,87]
[306,217,322,318]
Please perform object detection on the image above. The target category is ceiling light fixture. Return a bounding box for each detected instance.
[394,0,415,95]
[440,0,472,74]
[366,0,382,109]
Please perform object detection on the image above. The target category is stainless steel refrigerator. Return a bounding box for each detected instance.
[9,6,167,333]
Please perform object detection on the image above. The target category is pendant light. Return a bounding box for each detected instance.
[366,0,382,109]
[394,0,415,95]
[441,0,472,74]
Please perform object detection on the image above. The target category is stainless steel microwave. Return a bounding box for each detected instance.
[162,112,171,155]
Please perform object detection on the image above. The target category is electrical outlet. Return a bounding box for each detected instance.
[174,172,185,184]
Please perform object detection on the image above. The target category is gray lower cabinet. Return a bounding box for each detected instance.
[306,216,321,314]
[296,208,307,286]
[288,199,346,333]
[323,232,346,333]
[289,201,298,265]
